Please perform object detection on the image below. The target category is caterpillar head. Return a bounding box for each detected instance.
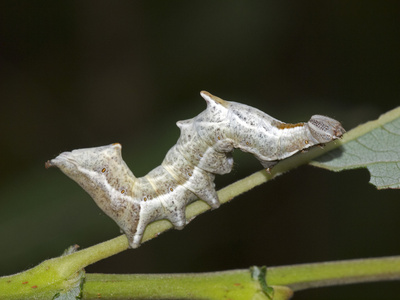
[307,115,345,143]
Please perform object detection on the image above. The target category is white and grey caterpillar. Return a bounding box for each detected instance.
[46,91,345,248]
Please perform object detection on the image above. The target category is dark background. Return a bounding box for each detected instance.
[1,2,399,299]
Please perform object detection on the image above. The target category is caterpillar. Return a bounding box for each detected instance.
[46,91,345,248]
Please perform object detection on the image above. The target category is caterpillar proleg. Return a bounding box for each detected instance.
[46,91,345,248]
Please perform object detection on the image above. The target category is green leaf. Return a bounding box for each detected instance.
[311,107,400,189]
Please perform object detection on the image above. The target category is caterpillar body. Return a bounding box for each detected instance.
[46,91,345,248]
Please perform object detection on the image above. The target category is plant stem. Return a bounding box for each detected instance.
[81,256,400,299]
[267,255,400,290]
[0,236,128,299]
[83,270,266,300]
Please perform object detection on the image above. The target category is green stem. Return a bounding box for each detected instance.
[267,255,400,290]
[0,237,128,299]
[81,256,400,299]
[84,270,266,300]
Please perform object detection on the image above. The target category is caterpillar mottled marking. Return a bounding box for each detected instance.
[46,91,345,248]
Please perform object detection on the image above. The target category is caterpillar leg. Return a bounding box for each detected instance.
[168,209,187,230]
[183,169,221,209]
[130,227,146,249]
[194,187,220,209]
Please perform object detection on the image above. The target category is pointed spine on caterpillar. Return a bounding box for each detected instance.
[46,91,345,248]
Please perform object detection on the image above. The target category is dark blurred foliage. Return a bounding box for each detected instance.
[0,2,399,299]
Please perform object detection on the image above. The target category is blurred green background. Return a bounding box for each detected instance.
[1,2,399,299]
